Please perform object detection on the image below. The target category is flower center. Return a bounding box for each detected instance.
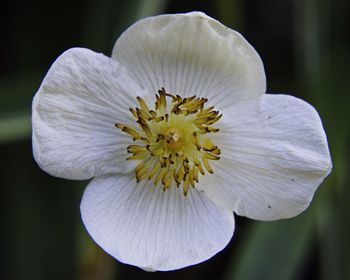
[115,88,222,195]
[165,127,183,150]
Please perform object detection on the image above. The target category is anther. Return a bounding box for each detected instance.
[115,87,222,196]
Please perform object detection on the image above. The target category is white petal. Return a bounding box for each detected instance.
[199,94,332,220]
[112,12,266,109]
[32,48,145,180]
[80,174,234,271]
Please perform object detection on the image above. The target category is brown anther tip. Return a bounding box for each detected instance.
[115,123,123,128]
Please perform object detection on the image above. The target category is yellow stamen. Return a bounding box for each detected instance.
[202,155,214,174]
[137,96,149,112]
[183,176,190,196]
[115,88,222,196]
[148,162,161,180]
[203,152,220,161]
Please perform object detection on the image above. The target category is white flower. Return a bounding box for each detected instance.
[32,12,332,271]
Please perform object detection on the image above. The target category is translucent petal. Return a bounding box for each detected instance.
[33,48,145,179]
[199,94,332,220]
[80,174,234,271]
[112,12,266,109]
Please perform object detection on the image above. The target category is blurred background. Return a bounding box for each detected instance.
[1,0,349,279]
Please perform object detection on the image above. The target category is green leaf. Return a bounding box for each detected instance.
[224,214,315,280]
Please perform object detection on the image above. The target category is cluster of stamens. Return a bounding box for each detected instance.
[115,88,222,196]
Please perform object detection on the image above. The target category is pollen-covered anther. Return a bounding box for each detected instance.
[115,88,222,196]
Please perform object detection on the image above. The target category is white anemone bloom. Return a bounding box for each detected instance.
[32,12,332,271]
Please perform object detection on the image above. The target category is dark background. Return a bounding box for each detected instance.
[1,0,349,279]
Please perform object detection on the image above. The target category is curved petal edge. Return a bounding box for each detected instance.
[198,94,332,221]
[80,174,235,271]
[32,48,143,180]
